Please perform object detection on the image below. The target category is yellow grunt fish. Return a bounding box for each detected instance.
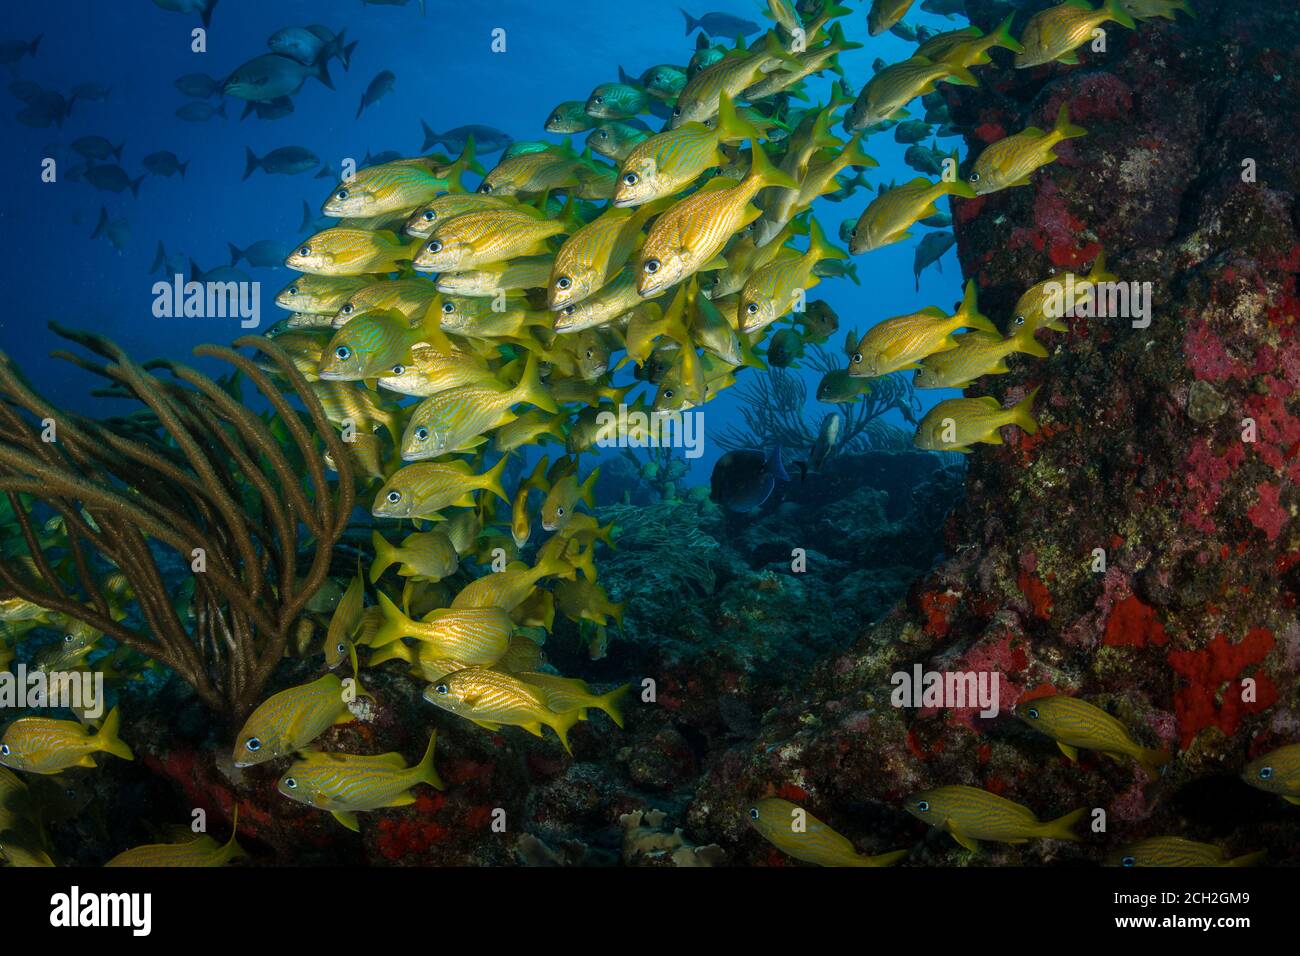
[867,0,915,36]
[844,56,977,132]
[739,218,845,333]
[915,330,1047,388]
[0,706,133,775]
[1014,695,1172,777]
[285,228,412,276]
[848,280,998,377]
[1009,252,1116,342]
[232,674,357,767]
[372,457,510,519]
[1110,837,1264,868]
[370,530,458,583]
[105,809,245,867]
[323,162,451,218]
[848,177,976,253]
[422,667,581,753]
[748,797,908,867]
[371,592,512,665]
[516,672,629,727]
[403,192,515,239]
[915,14,1024,70]
[914,387,1040,454]
[275,274,373,314]
[968,104,1086,195]
[1241,743,1300,804]
[550,203,664,310]
[413,207,568,273]
[1015,0,1136,69]
[904,784,1085,851]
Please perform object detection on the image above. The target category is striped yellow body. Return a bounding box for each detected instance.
[1016,2,1121,68]
[849,308,966,377]
[1112,837,1262,868]
[749,798,906,867]
[550,208,646,309]
[376,342,491,398]
[916,331,1031,388]
[286,228,410,276]
[400,384,518,458]
[905,785,1080,847]
[846,57,957,130]
[480,151,580,197]
[915,396,1024,451]
[105,834,239,868]
[374,593,512,664]
[324,163,448,218]
[422,667,579,751]
[553,267,643,333]
[371,460,505,519]
[414,209,565,272]
[438,256,553,297]
[333,279,439,326]
[232,674,352,767]
[404,193,515,239]
[850,179,950,253]
[276,275,373,314]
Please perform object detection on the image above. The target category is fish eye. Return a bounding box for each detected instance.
[672,106,681,116]
[556,276,572,290]
[556,506,565,517]
[746,302,759,315]
[968,172,980,182]
[0,744,8,756]
[1259,767,1273,780]
[284,777,297,790]
[593,95,604,104]
[386,490,402,503]
[244,737,261,752]
[561,306,576,317]
[427,240,443,254]
[1121,855,1136,868]
[63,634,74,643]
[622,172,639,186]
[585,349,594,358]
[298,245,311,256]
[479,183,494,194]
[598,130,609,139]
[336,642,346,653]
[916,800,930,812]
[336,188,349,200]
[288,285,299,295]
[422,210,436,221]
[433,682,449,695]
[1026,708,1039,719]
[415,427,430,442]
[441,301,456,314]
[1013,315,1025,326]
[334,346,351,360]
[643,258,661,274]
[663,389,674,399]
[748,807,759,820]
[391,365,405,375]
[341,304,354,314]
[851,352,862,364]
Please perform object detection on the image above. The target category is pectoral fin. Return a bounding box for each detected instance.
[949,827,980,853]
[332,811,360,832]
[1057,742,1079,762]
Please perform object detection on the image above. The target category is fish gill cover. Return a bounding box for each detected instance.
[0,0,1296,885]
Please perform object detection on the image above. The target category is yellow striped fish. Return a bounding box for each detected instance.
[371,457,510,520]
[277,732,443,832]
[637,143,797,297]
[451,554,571,612]
[915,14,1024,70]
[867,0,914,36]
[371,593,512,664]
[1016,0,1136,69]
[105,809,245,867]
[915,330,1047,389]
[844,56,977,132]
[437,256,554,298]
[553,266,644,333]
[905,785,1085,851]
[738,218,845,333]
[848,280,999,377]
[375,342,491,398]
[748,797,908,867]
[332,279,440,327]
[370,530,458,583]
[1123,0,1195,20]
[541,468,599,532]
[1110,837,1265,868]
[323,163,450,218]
[550,204,662,310]
[232,674,356,768]
[398,354,557,458]
[914,387,1040,453]
[614,93,760,207]
[672,33,798,129]
[499,634,548,672]
[276,274,372,313]
[435,295,551,340]
[324,571,365,671]
[479,149,583,197]
[422,668,582,753]
[309,381,401,442]
[1242,743,1300,804]
[1015,695,1172,777]
[0,706,133,775]
[404,192,515,239]
[969,104,1087,195]
[1010,252,1116,343]
[317,311,425,380]
[285,228,412,276]
[413,207,568,273]
[516,672,629,727]
[848,176,976,253]
[793,135,878,210]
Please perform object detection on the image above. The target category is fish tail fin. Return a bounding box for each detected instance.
[179,159,189,178]
[1011,333,1049,359]
[512,351,558,414]
[370,531,398,584]
[1136,746,1172,778]
[94,705,134,761]
[215,100,226,118]
[1041,806,1086,842]
[598,684,631,728]
[220,805,246,862]
[29,34,42,55]
[548,706,582,754]
[579,467,600,510]
[343,40,359,68]
[680,8,699,34]
[746,141,797,191]
[372,591,413,647]
[113,141,124,162]
[130,174,145,198]
[1052,102,1087,141]
[1088,249,1118,285]
[1103,0,1137,29]
[228,242,242,267]
[992,12,1024,53]
[842,134,879,172]
[91,205,108,240]
[943,178,978,200]
[945,65,979,87]
[415,730,444,789]
[807,217,847,263]
[149,240,166,274]
[863,848,909,867]
[480,454,512,506]
[314,56,335,91]
[419,119,438,153]
[716,90,762,145]
[453,132,485,177]
[1226,849,1267,867]
[200,1,216,29]
[243,147,259,181]
[957,280,998,333]
[1010,385,1041,436]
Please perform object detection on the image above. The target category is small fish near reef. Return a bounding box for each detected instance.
[904,785,1085,851]
[748,798,908,866]
[1014,695,1172,777]
[711,446,789,512]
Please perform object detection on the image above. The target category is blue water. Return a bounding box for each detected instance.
[0,0,965,478]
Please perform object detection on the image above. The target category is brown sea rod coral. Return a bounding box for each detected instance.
[0,324,354,722]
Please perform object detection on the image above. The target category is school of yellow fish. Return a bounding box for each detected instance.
[3,0,1289,868]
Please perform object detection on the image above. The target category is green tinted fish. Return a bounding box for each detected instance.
[422,667,581,753]
[370,530,458,583]
[1015,695,1172,777]
[105,811,245,867]
[403,192,515,239]
[914,387,1039,453]
[738,218,844,333]
[1110,837,1264,868]
[318,311,425,380]
[372,457,510,519]
[544,100,596,134]
[587,122,651,162]
[276,274,372,313]
[748,798,908,867]
[867,0,915,36]
[586,83,650,120]
[553,267,644,333]
[324,572,365,670]
[904,784,1084,851]
[0,706,134,775]
[672,33,798,128]
[844,56,976,132]
[375,342,492,398]
[332,279,440,326]
[550,204,661,310]
[914,14,1024,69]
[479,150,581,197]
[848,176,975,253]
[413,207,567,272]
[323,162,450,218]
[277,732,443,831]
[1241,743,1300,804]
[516,672,629,727]
[915,330,1046,388]
[437,256,554,298]
[232,674,356,767]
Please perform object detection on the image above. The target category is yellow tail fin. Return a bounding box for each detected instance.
[1041,806,1086,842]
[94,705,134,761]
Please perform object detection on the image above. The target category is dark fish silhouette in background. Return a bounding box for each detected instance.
[711,446,789,513]
[356,70,395,119]
[176,101,226,122]
[419,122,513,155]
[241,96,295,121]
[173,72,222,98]
[913,230,955,290]
[85,163,145,197]
[244,146,320,180]
[150,0,217,29]
[71,135,124,162]
[0,34,41,69]
[680,9,761,37]
[91,206,129,251]
[362,0,426,14]
[142,150,189,178]
[268,26,356,71]
[223,53,333,102]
